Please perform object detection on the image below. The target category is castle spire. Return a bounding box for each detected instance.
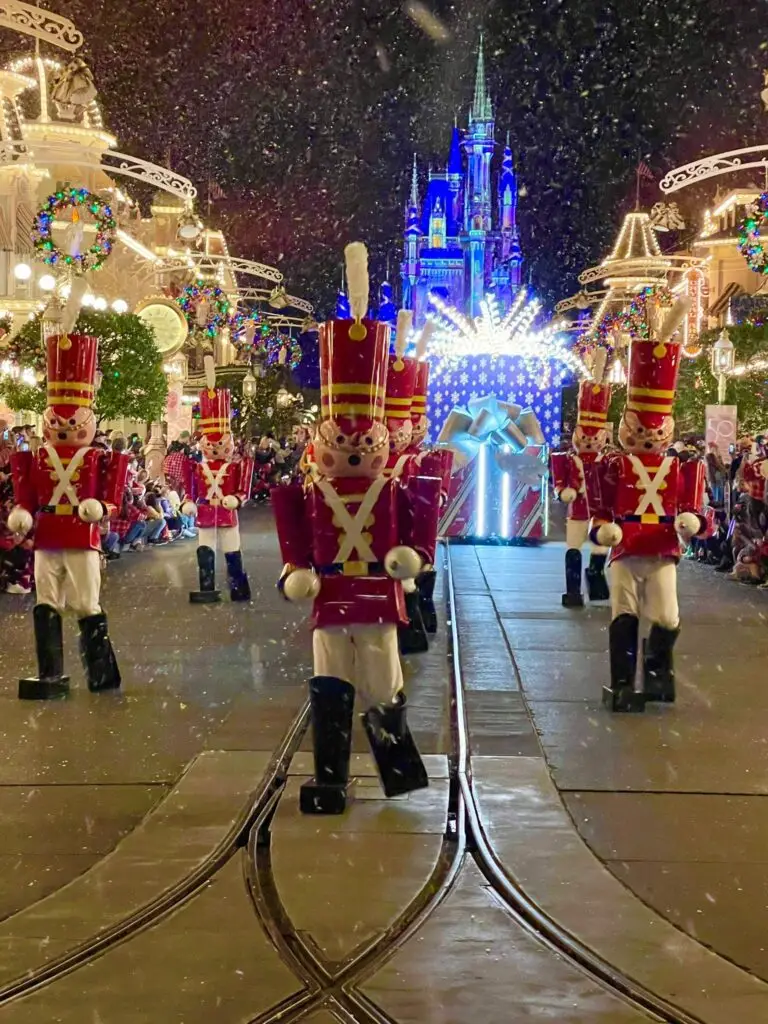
[447,124,462,175]
[409,153,419,209]
[471,32,492,122]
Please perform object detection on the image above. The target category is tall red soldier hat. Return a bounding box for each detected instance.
[46,333,98,416]
[411,360,429,433]
[576,379,612,436]
[319,317,389,440]
[625,335,682,430]
[198,386,231,442]
[384,353,417,434]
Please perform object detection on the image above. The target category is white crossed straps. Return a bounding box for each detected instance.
[314,475,388,564]
[627,455,673,516]
[45,445,89,507]
[200,459,230,502]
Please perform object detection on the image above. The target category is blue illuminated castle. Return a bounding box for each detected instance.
[401,38,523,327]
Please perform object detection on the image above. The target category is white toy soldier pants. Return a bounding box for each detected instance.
[609,557,679,630]
[566,519,607,554]
[197,524,241,553]
[34,550,102,618]
[313,624,404,707]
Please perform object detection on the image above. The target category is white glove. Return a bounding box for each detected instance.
[78,498,105,524]
[282,568,321,602]
[558,487,578,504]
[7,506,33,536]
[222,494,240,510]
[596,522,623,548]
[675,512,701,541]
[384,545,422,580]
[181,501,197,518]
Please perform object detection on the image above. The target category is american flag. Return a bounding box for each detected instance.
[637,161,655,181]
[208,181,227,201]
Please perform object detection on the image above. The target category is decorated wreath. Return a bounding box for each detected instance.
[229,308,270,348]
[32,186,116,273]
[738,193,768,275]
[265,331,303,370]
[177,280,231,338]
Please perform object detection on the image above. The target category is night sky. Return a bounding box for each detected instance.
[17,1,768,316]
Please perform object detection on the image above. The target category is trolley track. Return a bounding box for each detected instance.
[0,543,713,1022]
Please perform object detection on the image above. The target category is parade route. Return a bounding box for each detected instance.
[1,513,767,1021]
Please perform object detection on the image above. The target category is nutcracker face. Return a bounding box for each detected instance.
[42,405,96,447]
[572,425,608,454]
[314,419,389,478]
[412,416,428,447]
[201,432,235,460]
[388,419,414,455]
[618,410,674,454]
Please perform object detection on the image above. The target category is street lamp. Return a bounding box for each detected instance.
[711,329,735,404]
[242,370,257,398]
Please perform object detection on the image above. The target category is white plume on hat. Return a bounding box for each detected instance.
[394,309,413,357]
[344,242,369,322]
[658,297,691,344]
[204,353,216,390]
[415,320,435,361]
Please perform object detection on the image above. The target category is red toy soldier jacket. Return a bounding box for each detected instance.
[272,472,441,629]
[591,451,705,563]
[184,457,254,529]
[11,445,129,551]
[550,450,603,522]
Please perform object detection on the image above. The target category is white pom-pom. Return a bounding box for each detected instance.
[222,494,239,510]
[78,498,104,523]
[61,276,89,335]
[759,460,768,480]
[384,545,422,580]
[416,321,435,360]
[181,501,197,518]
[559,487,578,504]
[591,348,608,384]
[675,512,701,540]
[344,242,369,323]
[7,506,33,535]
[394,309,412,357]
[658,298,691,344]
[596,523,623,547]
[204,354,216,391]
[283,568,321,602]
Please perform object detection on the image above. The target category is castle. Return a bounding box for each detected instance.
[401,39,524,327]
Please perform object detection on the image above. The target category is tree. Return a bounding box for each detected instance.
[0,310,168,423]
[674,324,768,437]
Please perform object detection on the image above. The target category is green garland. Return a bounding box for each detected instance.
[32,185,116,273]
[738,193,768,274]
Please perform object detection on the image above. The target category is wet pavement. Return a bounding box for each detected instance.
[0,515,765,1021]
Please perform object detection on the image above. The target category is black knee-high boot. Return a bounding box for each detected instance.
[299,676,356,815]
[562,548,584,607]
[585,553,610,601]
[398,588,429,654]
[19,604,70,701]
[190,545,221,603]
[603,614,645,712]
[225,550,251,602]
[362,692,429,798]
[79,612,121,692]
[416,569,438,634]
[643,624,679,703]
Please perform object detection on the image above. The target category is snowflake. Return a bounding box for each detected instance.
[544,392,553,405]
[460,372,469,386]
[478,372,488,385]
[525,392,534,405]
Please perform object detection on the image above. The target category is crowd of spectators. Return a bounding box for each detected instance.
[688,435,768,588]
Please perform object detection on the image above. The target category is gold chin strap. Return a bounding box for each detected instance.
[348,319,367,341]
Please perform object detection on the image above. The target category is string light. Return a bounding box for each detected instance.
[737,193,768,274]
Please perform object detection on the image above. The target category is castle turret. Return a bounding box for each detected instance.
[446,121,463,226]
[401,154,421,312]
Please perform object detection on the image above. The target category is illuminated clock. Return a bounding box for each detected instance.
[135,297,188,356]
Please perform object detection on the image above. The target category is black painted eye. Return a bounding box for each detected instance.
[336,435,345,444]
[69,418,76,426]
[365,436,373,445]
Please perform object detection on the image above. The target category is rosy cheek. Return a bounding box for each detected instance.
[321,453,334,468]
[77,429,87,440]
[371,455,384,470]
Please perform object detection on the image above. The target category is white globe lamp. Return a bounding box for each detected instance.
[14,263,32,281]
[38,274,57,292]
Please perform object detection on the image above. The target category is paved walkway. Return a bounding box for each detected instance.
[0,517,766,1021]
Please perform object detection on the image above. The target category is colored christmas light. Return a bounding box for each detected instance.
[177,280,231,338]
[738,193,768,274]
[32,185,116,273]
